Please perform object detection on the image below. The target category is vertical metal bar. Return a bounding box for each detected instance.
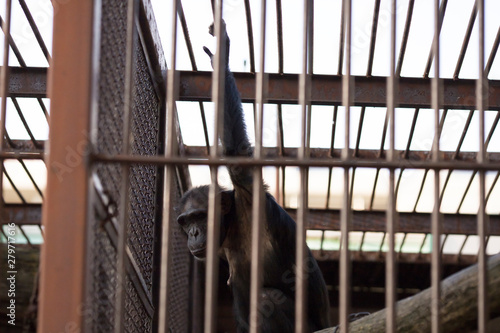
[424,0,448,78]
[3,165,26,203]
[158,0,180,331]
[18,225,33,247]
[340,0,352,332]
[38,98,49,121]
[369,103,391,210]
[453,2,477,80]
[366,0,381,77]
[453,110,474,159]
[413,110,447,212]
[476,0,488,331]
[249,1,267,331]
[441,109,474,205]
[398,233,407,254]
[0,15,26,67]
[296,1,313,331]
[337,0,345,75]
[178,1,197,71]
[431,0,442,331]
[114,0,139,332]
[456,171,477,214]
[386,1,397,332]
[199,102,211,154]
[395,0,415,77]
[325,106,338,209]
[276,0,285,204]
[457,235,469,259]
[276,0,284,74]
[403,108,419,159]
[176,2,211,157]
[37,0,93,330]
[485,111,499,150]
[11,97,41,148]
[277,104,285,206]
[354,107,365,157]
[18,159,43,198]
[485,26,500,77]
[485,171,499,204]
[18,0,51,63]
[244,0,256,73]
[205,1,226,331]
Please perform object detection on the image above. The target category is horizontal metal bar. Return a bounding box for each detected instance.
[185,145,500,163]
[18,138,500,164]
[312,250,481,266]
[1,204,41,225]
[179,71,500,110]
[288,209,500,236]
[7,66,47,98]
[91,152,500,171]
[0,152,44,160]
[9,68,500,110]
[105,145,500,165]
[2,139,45,151]
[6,203,497,237]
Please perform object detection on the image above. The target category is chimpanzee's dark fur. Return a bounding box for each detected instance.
[176,22,330,333]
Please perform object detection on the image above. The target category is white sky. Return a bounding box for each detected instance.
[149,0,500,216]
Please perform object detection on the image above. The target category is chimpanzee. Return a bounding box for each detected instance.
[175,22,331,332]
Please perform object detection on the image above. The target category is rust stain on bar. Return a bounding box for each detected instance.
[10,68,500,110]
[286,209,500,236]
[8,66,47,97]
[179,71,500,110]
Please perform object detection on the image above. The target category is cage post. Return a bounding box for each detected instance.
[386,1,397,332]
[476,0,488,332]
[158,0,180,331]
[296,0,313,331]
[37,0,94,331]
[431,0,443,332]
[205,1,226,331]
[340,0,352,332]
[249,0,267,331]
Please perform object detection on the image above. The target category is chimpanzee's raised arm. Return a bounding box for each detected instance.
[203,23,253,191]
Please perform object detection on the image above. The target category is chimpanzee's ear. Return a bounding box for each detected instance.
[220,191,233,215]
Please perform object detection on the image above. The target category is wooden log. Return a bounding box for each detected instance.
[316,253,500,333]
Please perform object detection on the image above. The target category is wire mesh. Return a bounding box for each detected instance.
[89,0,188,332]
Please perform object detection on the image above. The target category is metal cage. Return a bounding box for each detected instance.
[1,0,499,332]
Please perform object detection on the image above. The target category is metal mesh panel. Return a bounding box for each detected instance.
[92,229,117,332]
[90,0,161,331]
[128,44,161,294]
[167,204,191,333]
[125,276,153,333]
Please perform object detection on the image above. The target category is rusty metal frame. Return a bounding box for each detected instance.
[6,67,500,110]
[2,0,498,331]
[177,71,500,110]
[37,1,94,332]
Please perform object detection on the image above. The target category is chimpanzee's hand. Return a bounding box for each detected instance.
[203,20,229,69]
